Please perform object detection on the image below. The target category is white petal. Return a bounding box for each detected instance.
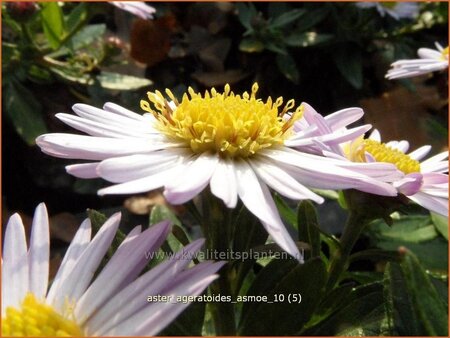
[235,159,302,261]
[2,214,29,315]
[324,107,364,130]
[28,203,49,300]
[47,219,92,305]
[210,158,238,208]
[408,145,432,161]
[164,153,219,204]
[408,192,448,216]
[103,102,148,121]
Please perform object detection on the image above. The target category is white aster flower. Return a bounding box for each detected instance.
[356,2,419,20]
[37,83,401,261]
[386,42,449,79]
[303,107,449,216]
[2,203,223,336]
[110,1,155,19]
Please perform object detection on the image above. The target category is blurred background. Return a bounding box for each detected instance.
[2,2,448,268]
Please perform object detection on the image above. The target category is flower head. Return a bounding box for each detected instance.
[356,2,419,20]
[2,203,223,336]
[110,1,155,19]
[37,84,401,261]
[386,42,449,79]
[304,106,448,216]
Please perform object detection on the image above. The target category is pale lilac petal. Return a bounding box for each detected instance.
[36,133,180,160]
[104,262,224,336]
[408,192,448,217]
[88,239,206,335]
[368,129,381,142]
[408,145,432,161]
[50,213,121,312]
[324,107,364,130]
[250,157,324,204]
[47,219,92,305]
[75,221,171,325]
[210,158,238,208]
[2,214,29,315]
[110,1,156,19]
[393,173,423,196]
[235,159,302,261]
[97,163,184,195]
[66,163,100,179]
[164,153,219,204]
[97,151,188,183]
[418,48,443,59]
[28,203,49,300]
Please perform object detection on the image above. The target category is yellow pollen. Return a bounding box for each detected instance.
[2,293,83,337]
[140,83,303,158]
[441,46,449,60]
[362,139,420,174]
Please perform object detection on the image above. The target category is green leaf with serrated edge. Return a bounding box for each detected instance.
[4,81,47,145]
[297,201,320,257]
[239,258,327,335]
[270,9,306,29]
[284,32,333,47]
[302,282,385,335]
[149,204,181,227]
[41,2,66,49]
[431,212,448,240]
[273,193,297,226]
[333,45,363,89]
[400,251,448,335]
[276,53,299,84]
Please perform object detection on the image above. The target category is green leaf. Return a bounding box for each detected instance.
[274,193,297,226]
[239,38,265,53]
[349,249,401,264]
[384,250,448,336]
[161,301,206,336]
[431,212,448,239]
[69,24,106,50]
[87,209,108,234]
[276,53,299,84]
[66,3,88,32]
[41,2,66,49]
[284,32,333,47]
[270,9,306,29]
[304,282,387,335]
[294,6,330,32]
[333,45,363,89]
[150,204,181,227]
[4,81,47,145]
[297,201,320,257]
[235,3,257,31]
[239,258,327,335]
[50,68,153,90]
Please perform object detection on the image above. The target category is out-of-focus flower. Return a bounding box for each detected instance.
[356,2,419,20]
[301,105,448,216]
[2,203,223,336]
[110,1,156,19]
[36,84,401,261]
[5,2,38,22]
[386,43,449,79]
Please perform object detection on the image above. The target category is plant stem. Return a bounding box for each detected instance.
[200,191,236,336]
[326,211,368,291]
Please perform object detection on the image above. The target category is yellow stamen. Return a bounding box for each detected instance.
[441,46,449,60]
[2,293,83,337]
[140,83,303,158]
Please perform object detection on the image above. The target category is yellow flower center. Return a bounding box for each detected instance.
[346,138,420,174]
[441,46,449,60]
[2,293,83,337]
[140,83,303,158]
